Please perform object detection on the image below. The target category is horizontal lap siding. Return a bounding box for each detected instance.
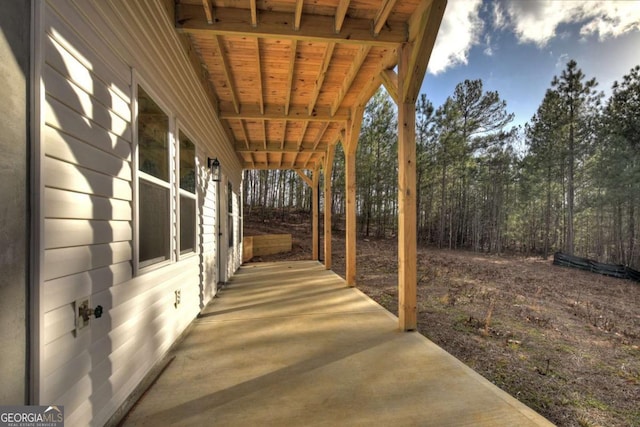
[40,1,238,426]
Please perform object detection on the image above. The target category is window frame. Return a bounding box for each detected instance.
[176,124,198,259]
[133,75,200,276]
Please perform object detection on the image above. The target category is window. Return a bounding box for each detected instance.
[137,87,171,268]
[228,182,234,248]
[179,132,196,255]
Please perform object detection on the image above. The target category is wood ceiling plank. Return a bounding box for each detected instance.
[178,5,406,46]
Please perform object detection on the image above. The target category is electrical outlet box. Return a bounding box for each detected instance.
[75,297,91,332]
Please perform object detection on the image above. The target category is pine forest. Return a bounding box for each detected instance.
[244,61,640,270]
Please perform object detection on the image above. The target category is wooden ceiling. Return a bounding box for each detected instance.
[175,0,445,170]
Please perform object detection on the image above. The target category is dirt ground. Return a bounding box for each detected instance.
[245,213,640,427]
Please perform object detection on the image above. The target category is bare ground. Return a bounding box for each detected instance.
[245,213,640,427]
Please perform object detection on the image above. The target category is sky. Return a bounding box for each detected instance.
[421,0,640,128]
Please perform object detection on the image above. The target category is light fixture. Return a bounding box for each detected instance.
[208,157,221,182]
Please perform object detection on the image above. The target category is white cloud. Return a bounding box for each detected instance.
[498,0,640,47]
[428,0,484,75]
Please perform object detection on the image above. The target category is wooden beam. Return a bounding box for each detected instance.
[335,0,351,32]
[220,104,349,122]
[211,35,240,114]
[380,68,399,104]
[323,144,336,269]
[236,145,325,153]
[177,5,406,47]
[202,0,214,24]
[397,43,417,331]
[250,0,257,27]
[285,40,297,116]
[403,0,447,103]
[294,0,304,31]
[254,38,264,114]
[308,42,335,115]
[331,45,371,117]
[262,120,267,150]
[292,121,309,167]
[312,164,321,260]
[238,119,250,149]
[312,122,330,150]
[247,163,306,170]
[373,0,399,35]
[280,120,287,149]
[296,170,313,186]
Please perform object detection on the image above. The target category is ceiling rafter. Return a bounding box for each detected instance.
[403,0,446,103]
[292,121,310,167]
[211,35,240,114]
[220,105,349,122]
[330,45,371,117]
[177,5,406,46]
[237,145,325,153]
[262,120,267,150]
[239,120,250,149]
[312,122,330,150]
[308,42,335,115]
[254,38,264,114]
[279,152,284,168]
[373,0,398,35]
[285,40,297,116]
[280,120,287,150]
[335,0,351,32]
[294,0,304,31]
[303,152,315,169]
[250,0,257,27]
[202,0,214,24]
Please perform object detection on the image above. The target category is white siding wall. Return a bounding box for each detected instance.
[37,1,243,425]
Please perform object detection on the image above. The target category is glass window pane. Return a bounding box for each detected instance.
[139,179,170,265]
[179,132,196,193]
[180,195,196,254]
[138,87,169,181]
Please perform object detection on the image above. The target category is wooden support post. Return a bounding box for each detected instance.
[398,43,417,331]
[312,165,320,261]
[345,148,356,286]
[323,144,335,269]
[344,107,363,287]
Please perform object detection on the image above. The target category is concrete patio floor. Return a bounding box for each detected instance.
[121,261,554,426]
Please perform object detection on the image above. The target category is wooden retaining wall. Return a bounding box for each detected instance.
[243,234,292,261]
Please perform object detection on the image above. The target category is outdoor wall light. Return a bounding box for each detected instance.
[208,157,221,182]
